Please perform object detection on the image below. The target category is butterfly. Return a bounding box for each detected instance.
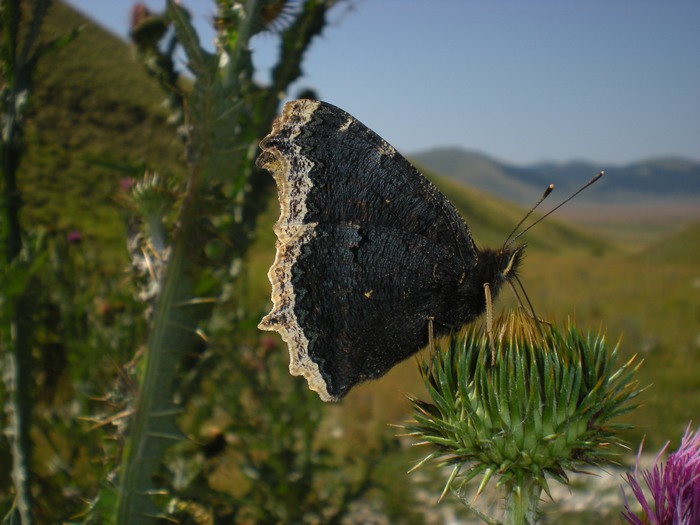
[256,100,524,401]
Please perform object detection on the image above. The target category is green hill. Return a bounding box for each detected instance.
[21,0,185,267]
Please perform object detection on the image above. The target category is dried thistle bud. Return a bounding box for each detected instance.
[127,173,176,316]
[129,3,169,51]
[259,0,302,32]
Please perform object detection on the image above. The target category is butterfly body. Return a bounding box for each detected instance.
[257,100,522,401]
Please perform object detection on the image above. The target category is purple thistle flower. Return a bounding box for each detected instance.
[622,424,700,525]
[67,230,83,244]
[120,177,135,191]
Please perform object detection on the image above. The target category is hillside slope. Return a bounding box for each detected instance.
[20,1,185,265]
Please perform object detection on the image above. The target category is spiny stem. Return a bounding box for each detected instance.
[503,476,542,525]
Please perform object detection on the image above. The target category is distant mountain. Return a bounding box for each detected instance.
[410,147,700,211]
[523,157,700,201]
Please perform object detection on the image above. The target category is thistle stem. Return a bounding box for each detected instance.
[502,475,541,525]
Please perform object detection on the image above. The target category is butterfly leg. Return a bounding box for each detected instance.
[427,316,435,355]
[483,283,496,365]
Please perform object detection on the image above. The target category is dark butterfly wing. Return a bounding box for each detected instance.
[257,100,481,400]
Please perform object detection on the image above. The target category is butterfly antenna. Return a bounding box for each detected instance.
[505,275,550,335]
[505,171,604,248]
[503,184,555,249]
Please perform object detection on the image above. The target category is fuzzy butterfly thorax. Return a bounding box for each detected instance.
[420,244,525,339]
[257,99,525,401]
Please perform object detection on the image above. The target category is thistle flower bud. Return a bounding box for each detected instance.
[404,310,643,523]
[129,3,169,51]
[130,172,175,254]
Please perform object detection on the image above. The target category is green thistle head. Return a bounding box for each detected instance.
[405,311,643,516]
[130,172,177,253]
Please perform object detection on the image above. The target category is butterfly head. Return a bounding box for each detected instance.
[476,243,526,295]
[449,243,526,328]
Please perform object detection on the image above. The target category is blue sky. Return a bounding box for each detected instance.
[64,0,700,166]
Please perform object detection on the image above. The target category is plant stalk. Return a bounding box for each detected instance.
[1,1,54,523]
[502,475,542,525]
